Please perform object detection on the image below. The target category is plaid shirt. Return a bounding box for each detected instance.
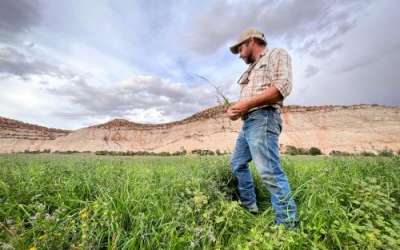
[238,47,292,112]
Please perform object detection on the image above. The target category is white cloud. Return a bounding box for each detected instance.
[41,74,219,128]
[0,0,399,130]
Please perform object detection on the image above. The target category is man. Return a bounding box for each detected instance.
[227,28,298,228]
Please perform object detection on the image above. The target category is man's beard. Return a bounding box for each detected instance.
[244,56,254,64]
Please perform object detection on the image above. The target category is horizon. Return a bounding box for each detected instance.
[1,0,399,130]
[2,103,398,130]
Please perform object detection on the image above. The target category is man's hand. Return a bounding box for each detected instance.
[226,86,284,120]
[227,100,250,121]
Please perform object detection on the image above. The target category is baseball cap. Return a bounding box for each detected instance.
[229,28,267,54]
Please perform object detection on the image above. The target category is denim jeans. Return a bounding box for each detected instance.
[231,108,298,227]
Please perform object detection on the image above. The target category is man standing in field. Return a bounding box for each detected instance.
[227,28,298,228]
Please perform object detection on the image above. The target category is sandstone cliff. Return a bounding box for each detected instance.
[0,105,399,154]
[0,116,71,153]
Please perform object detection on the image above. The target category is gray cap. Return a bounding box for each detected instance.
[229,28,267,54]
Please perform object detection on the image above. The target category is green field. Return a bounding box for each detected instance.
[0,154,399,249]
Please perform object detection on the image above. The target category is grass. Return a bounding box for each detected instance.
[0,154,399,249]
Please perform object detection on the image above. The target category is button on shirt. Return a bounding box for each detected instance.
[238,47,293,112]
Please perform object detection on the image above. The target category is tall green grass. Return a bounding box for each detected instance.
[0,154,399,249]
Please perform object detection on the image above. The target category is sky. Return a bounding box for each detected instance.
[0,0,399,129]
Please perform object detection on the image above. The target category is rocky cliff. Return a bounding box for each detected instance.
[0,116,71,153]
[0,104,399,154]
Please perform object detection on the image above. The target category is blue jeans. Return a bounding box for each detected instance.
[231,108,298,227]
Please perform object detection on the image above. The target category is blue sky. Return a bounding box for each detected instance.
[0,0,399,129]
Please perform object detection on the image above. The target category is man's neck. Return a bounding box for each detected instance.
[251,47,267,63]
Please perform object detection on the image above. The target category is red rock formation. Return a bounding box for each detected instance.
[0,104,399,154]
[0,116,70,140]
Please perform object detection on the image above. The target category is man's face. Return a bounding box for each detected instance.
[238,40,254,64]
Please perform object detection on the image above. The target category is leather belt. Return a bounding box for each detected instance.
[241,106,277,120]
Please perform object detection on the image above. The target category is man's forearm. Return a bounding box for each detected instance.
[245,86,283,110]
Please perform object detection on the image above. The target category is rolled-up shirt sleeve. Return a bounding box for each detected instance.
[271,48,292,99]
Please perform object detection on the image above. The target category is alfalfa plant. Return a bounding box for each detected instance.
[194,74,241,132]
[194,74,231,108]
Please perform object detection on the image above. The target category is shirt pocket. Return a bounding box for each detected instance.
[251,64,272,91]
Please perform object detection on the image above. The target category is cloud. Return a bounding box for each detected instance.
[0,0,399,130]
[304,65,320,78]
[0,46,74,79]
[336,42,400,73]
[0,0,41,40]
[309,43,343,59]
[186,0,372,58]
[45,75,218,122]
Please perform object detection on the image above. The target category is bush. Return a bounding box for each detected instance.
[309,147,322,156]
[329,150,351,156]
[23,149,40,154]
[215,150,228,155]
[359,151,376,157]
[159,152,171,157]
[172,150,187,156]
[191,149,215,156]
[285,145,309,155]
[285,145,297,155]
[22,149,52,154]
[61,151,80,154]
[378,148,394,157]
[94,150,190,157]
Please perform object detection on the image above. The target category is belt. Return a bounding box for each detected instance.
[241,106,277,120]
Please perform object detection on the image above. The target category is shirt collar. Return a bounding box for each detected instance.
[249,47,268,68]
[255,47,268,63]
[237,47,269,85]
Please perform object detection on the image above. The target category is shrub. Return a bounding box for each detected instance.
[359,151,376,157]
[61,150,80,154]
[172,150,187,156]
[95,150,189,157]
[378,148,394,157]
[24,149,41,154]
[285,145,298,155]
[159,152,171,157]
[329,150,351,156]
[191,149,215,156]
[285,145,309,155]
[309,147,322,156]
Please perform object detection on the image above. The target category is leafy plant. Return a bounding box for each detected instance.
[1,154,399,249]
